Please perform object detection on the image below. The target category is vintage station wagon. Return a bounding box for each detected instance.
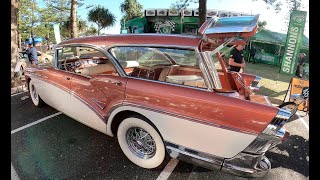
[25,15,295,178]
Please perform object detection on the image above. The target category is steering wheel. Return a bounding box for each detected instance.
[63,59,74,72]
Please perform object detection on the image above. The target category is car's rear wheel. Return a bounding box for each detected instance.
[117,116,167,169]
[29,80,45,107]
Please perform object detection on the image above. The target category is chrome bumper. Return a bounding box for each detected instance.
[165,142,272,178]
[221,152,271,178]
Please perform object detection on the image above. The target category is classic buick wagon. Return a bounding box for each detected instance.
[25,15,294,178]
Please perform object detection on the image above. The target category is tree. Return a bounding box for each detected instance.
[283,0,303,30]
[257,20,267,31]
[11,0,19,81]
[70,0,78,38]
[120,0,143,27]
[88,5,116,35]
[84,25,98,36]
[198,0,207,27]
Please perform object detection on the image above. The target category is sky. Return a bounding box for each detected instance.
[44,0,310,38]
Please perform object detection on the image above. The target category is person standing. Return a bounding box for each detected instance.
[248,45,256,63]
[26,43,38,65]
[228,44,246,72]
[295,53,306,78]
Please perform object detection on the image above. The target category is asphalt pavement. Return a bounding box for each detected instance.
[11,92,309,180]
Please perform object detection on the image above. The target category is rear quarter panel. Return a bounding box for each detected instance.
[117,78,279,158]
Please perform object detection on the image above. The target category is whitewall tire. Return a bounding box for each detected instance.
[117,116,166,169]
[29,80,45,107]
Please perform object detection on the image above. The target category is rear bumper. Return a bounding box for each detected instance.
[221,152,271,178]
[165,142,271,178]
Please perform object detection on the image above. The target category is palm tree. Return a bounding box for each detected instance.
[88,5,116,35]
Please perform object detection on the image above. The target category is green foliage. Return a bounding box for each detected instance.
[84,25,98,36]
[257,20,267,31]
[120,0,143,27]
[88,5,116,35]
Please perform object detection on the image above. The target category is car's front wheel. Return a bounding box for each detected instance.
[29,80,45,107]
[117,116,167,169]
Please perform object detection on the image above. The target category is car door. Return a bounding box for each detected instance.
[66,46,127,134]
[30,47,73,112]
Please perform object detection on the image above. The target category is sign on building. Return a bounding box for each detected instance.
[280,10,307,75]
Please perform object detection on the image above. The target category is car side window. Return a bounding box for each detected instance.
[57,46,118,77]
[109,46,207,89]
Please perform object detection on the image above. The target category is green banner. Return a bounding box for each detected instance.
[280,10,307,75]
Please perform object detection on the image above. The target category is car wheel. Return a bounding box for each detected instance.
[29,80,45,107]
[117,116,167,169]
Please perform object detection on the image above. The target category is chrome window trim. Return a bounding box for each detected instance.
[106,44,214,92]
[54,43,126,78]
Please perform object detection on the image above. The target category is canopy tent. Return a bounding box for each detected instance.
[246,30,309,66]
[24,36,44,45]
[250,30,309,49]
[125,17,147,33]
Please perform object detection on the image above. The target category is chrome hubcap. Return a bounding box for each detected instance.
[126,127,156,159]
[32,85,38,101]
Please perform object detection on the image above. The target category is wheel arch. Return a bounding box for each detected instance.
[108,109,164,142]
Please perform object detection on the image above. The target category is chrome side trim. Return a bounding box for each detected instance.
[116,102,258,135]
[165,141,223,170]
[29,75,106,121]
[91,98,106,110]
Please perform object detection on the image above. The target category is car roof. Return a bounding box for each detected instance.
[58,34,203,49]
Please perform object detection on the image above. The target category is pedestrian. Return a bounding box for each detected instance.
[295,53,306,78]
[248,45,256,63]
[228,44,246,72]
[26,43,38,65]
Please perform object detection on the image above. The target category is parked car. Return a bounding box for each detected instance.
[14,51,53,75]
[24,15,296,178]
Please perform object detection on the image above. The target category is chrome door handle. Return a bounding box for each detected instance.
[63,76,71,80]
[112,81,122,86]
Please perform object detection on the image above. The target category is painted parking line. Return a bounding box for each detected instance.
[297,114,309,131]
[11,163,20,180]
[11,112,62,134]
[156,158,179,180]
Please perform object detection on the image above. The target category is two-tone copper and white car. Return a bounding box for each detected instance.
[24,15,295,178]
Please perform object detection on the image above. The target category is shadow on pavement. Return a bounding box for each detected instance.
[266,134,309,177]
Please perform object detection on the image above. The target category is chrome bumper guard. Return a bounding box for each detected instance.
[221,152,271,178]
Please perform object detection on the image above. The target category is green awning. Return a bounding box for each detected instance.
[250,29,309,49]
[125,17,147,28]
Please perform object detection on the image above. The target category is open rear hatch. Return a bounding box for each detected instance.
[197,15,272,104]
[198,15,259,45]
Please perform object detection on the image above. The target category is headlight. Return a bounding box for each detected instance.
[249,76,262,91]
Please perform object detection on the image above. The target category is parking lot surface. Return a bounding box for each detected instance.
[11,92,309,180]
